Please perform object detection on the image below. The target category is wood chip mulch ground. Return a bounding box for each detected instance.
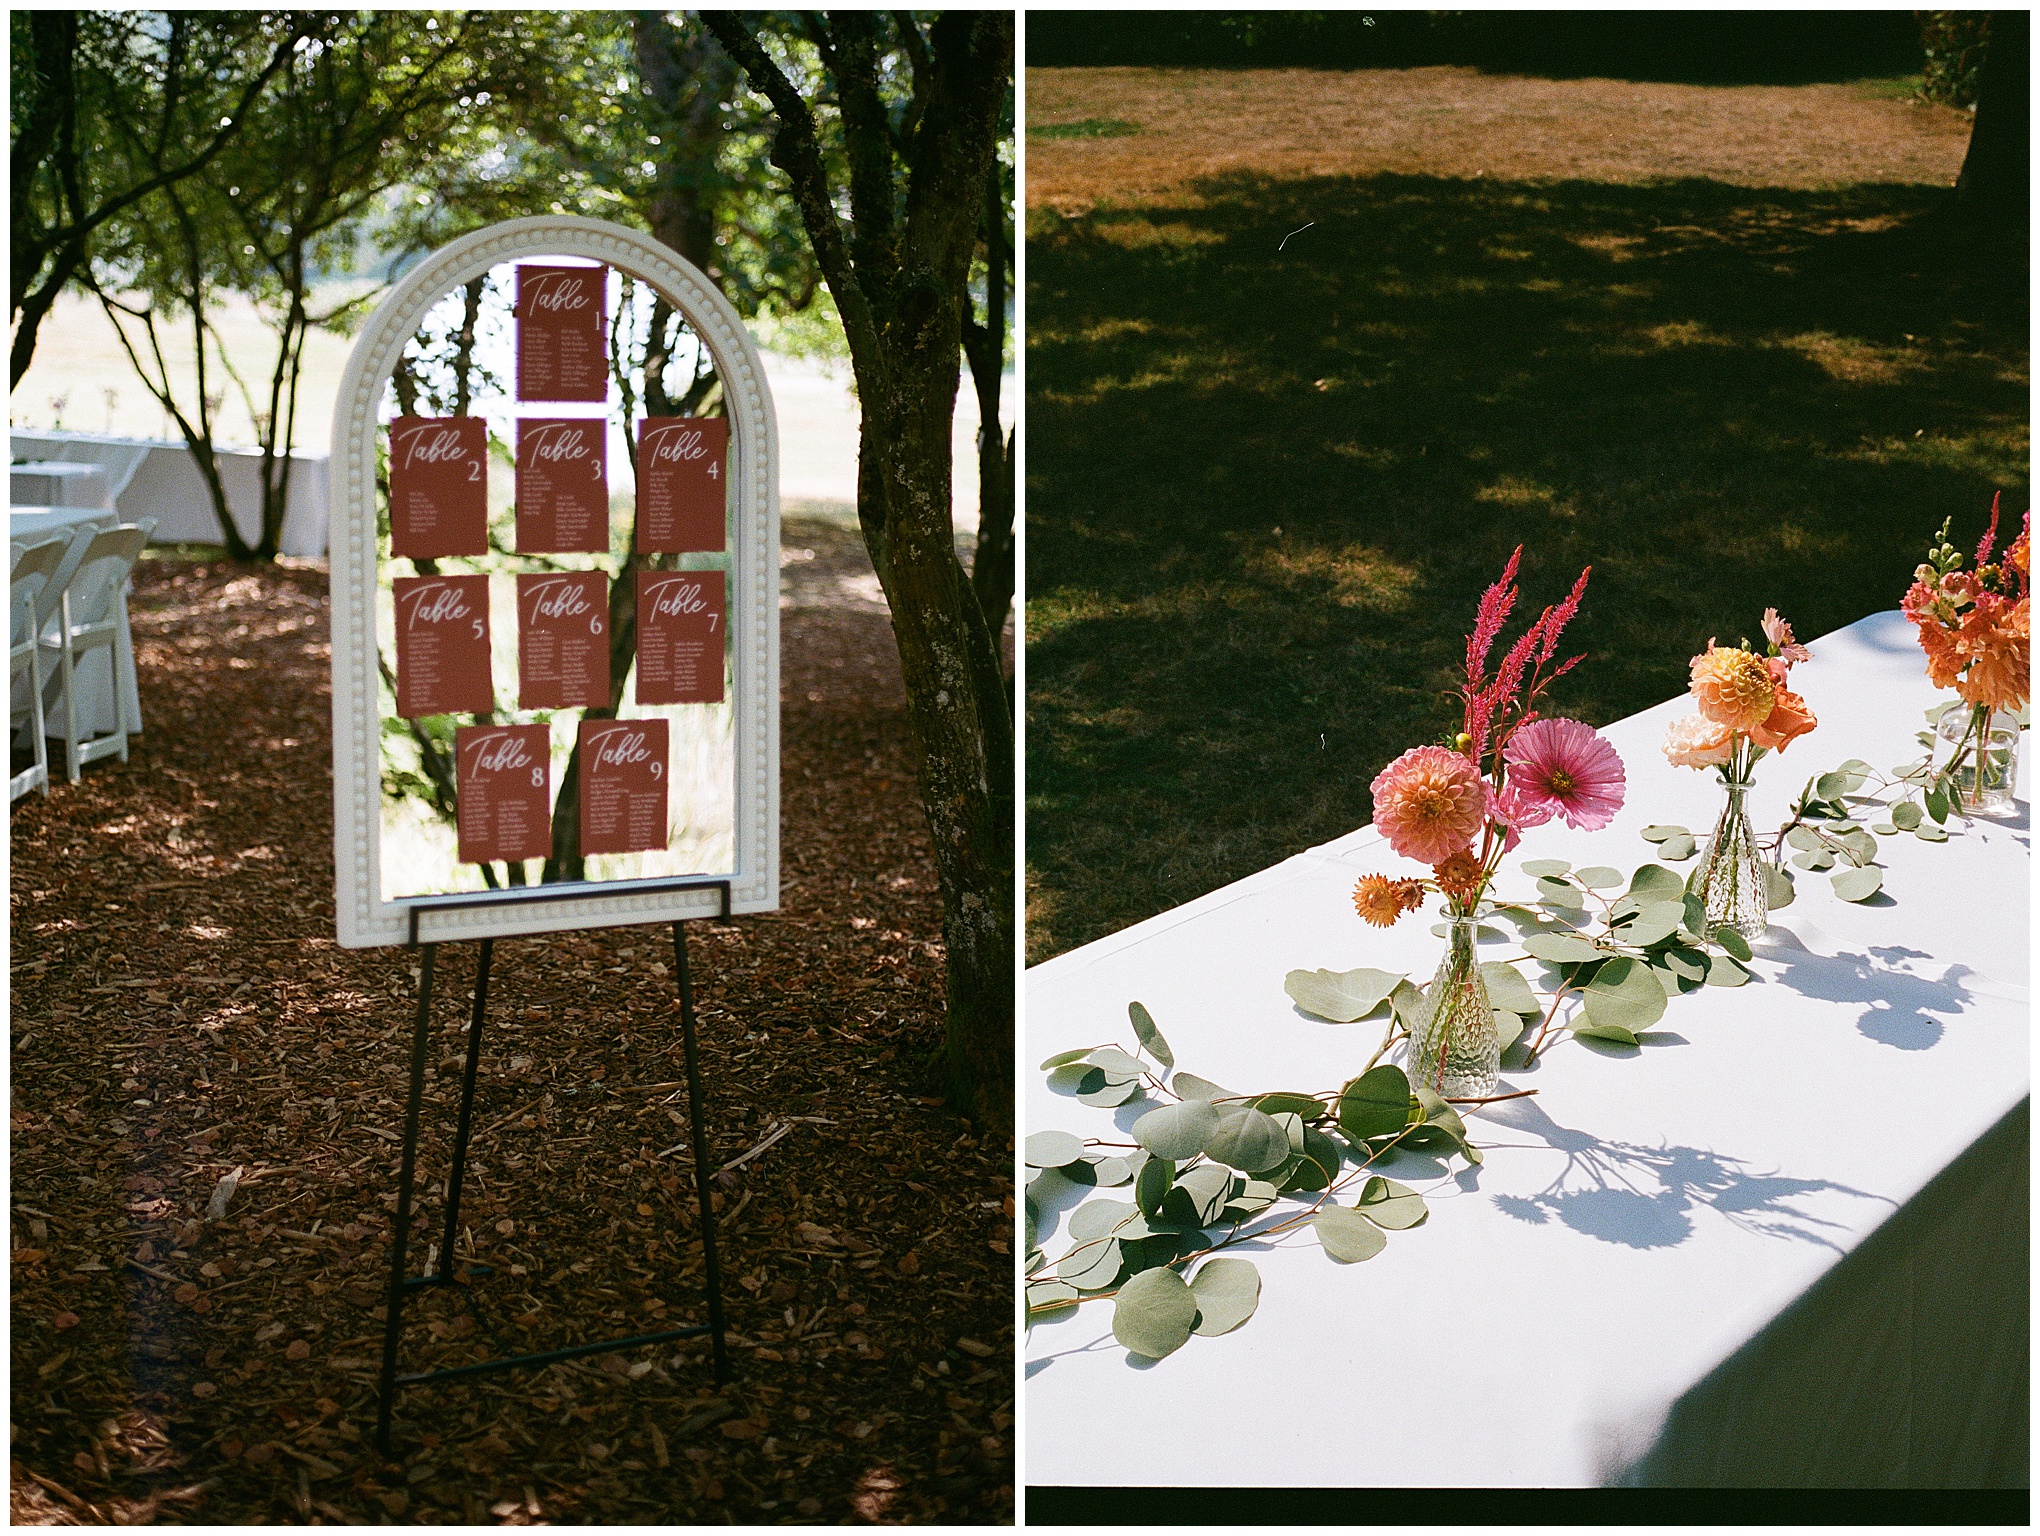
[9,518,1014,1525]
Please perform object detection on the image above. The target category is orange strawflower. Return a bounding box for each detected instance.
[1430,850,1486,906]
[1689,645,1776,732]
[1352,874,1424,928]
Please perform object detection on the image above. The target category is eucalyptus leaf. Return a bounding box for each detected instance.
[1284,1125,1346,1193]
[1087,1155,1136,1188]
[1580,955,1667,1032]
[1410,1087,1480,1163]
[1785,824,1825,852]
[1628,863,1687,902]
[1536,876,1587,909]
[1521,858,1572,877]
[1925,787,1949,823]
[1573,866,1623,889]
[1026,1245,1045,1276]
[1704,950,1751,987]
[1086,1047,1147,1079]
[1492,1010,1525,1053]
[1133,1098,1221,1161]
[1025,1130,1087,1169]
[1134,1156,1174,1219]
[1078,1076,1142,1109]
[1836,828,1878,867]
[1791,849,1834,871]
[1658,833,1697,861]
[1831,865,1884,902]
[1814,771,1853,803]
[1571,1020,1641,1046]
[1160,1163,1232,1228]
[1638,825,1688,843]
[1026,1278,1079,1316]
[1047,1063,1103,1095]
[1284,966,1403,1023]
[1616,900,1688,948]
[1914,822,1949,843]
[1038,1047,1094,1072]
[1337,1065,1415,1143]
[1891,800,1923,830]
[1355,1176,1428,1230]
[1389,980,1428,1029]
[1057,1233,1123,1291]
[1478,961,1540,1016]
[1314,1206,1389,1263]
[1112,1267,1199,1359]
[1249,1091,1322,1119]
[1714,926,1754,962]
[1661,945,1709,982]
[1206,1108,1292,1173]
[1871,822,1898,836]
[1764,865,1795,910]
[1068,1199,1136,1244]
[1127,1001,1175,1071]
[1223,1179,1280,1219]
[1523,932,1602,964]
[1171,1073,1235,1102]
[1188,1257,1261,1336]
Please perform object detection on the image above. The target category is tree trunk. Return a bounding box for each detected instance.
[1957,12,2029,215]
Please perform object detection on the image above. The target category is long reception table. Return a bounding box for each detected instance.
[1023,610,2027,1489]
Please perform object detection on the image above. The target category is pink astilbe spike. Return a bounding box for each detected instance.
[1548,652,1586,682]
[1536,566,1592,665]
[1480,611,1547,760]
[1465,546,1522,687]
[1977,491,2002,566]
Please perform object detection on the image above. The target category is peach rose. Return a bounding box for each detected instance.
[1747,687,1817,752]
[1663,713,1734,769]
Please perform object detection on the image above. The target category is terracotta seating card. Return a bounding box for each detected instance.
[516,418,609,553]
[578,718,669,856]
[517,572,610,710]
[636,416,729,552]
[388,416,488,559]
[393,574,494,718]
[515,264,608,402]
[455,724,553,865]
[635,570,725,705]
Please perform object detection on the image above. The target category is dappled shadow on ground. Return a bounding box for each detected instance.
[1026,172,2027,958]
[9,522,1012,1524]
[1481,1098,1892,1252]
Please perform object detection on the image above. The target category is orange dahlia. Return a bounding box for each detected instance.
[1352,874,1424,928]
[1689,646,1776,732]
[1954,597,2030,711]
[1430,850,1486,906]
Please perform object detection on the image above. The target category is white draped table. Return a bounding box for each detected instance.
[11,506,145,741]
[1024,611,2027,1489]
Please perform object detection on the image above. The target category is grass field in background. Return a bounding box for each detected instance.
[1025,72,2027,964]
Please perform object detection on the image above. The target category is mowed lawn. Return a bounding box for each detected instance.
[1025,67,2027,963]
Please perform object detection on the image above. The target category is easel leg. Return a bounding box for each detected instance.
[377,944,437,1458]
[439,939,493,1275]
[672,921,731,1386]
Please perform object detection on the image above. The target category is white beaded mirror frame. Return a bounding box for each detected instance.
[328,215,779,948]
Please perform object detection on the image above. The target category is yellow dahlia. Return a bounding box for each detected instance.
[1689,645,1776,732]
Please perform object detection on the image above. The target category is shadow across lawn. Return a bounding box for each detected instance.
[1025,173,2027,961]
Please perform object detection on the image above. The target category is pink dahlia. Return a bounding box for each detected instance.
[1371,745,1487,864]
[1503,718,1626,831]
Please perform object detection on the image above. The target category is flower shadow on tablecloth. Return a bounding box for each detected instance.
[1756,931,1982,1052]
[1482,1097,1891,1253]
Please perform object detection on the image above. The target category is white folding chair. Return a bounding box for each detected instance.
[10,537,71,800]
[40,522,151,783]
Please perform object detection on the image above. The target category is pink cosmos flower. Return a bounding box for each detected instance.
[1370,745,1488,864]
[1502,718,1626,831]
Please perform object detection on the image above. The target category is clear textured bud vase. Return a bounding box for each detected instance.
[1933,703,2021,818]
[1693,778,1769,942]
[1403,912,1497,1098]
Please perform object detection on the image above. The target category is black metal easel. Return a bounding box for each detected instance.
[374,877,735,1457]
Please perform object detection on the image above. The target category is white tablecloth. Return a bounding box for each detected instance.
[11,506,144,740]
[12,460,111,510]
[1024,610,2028,1488]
